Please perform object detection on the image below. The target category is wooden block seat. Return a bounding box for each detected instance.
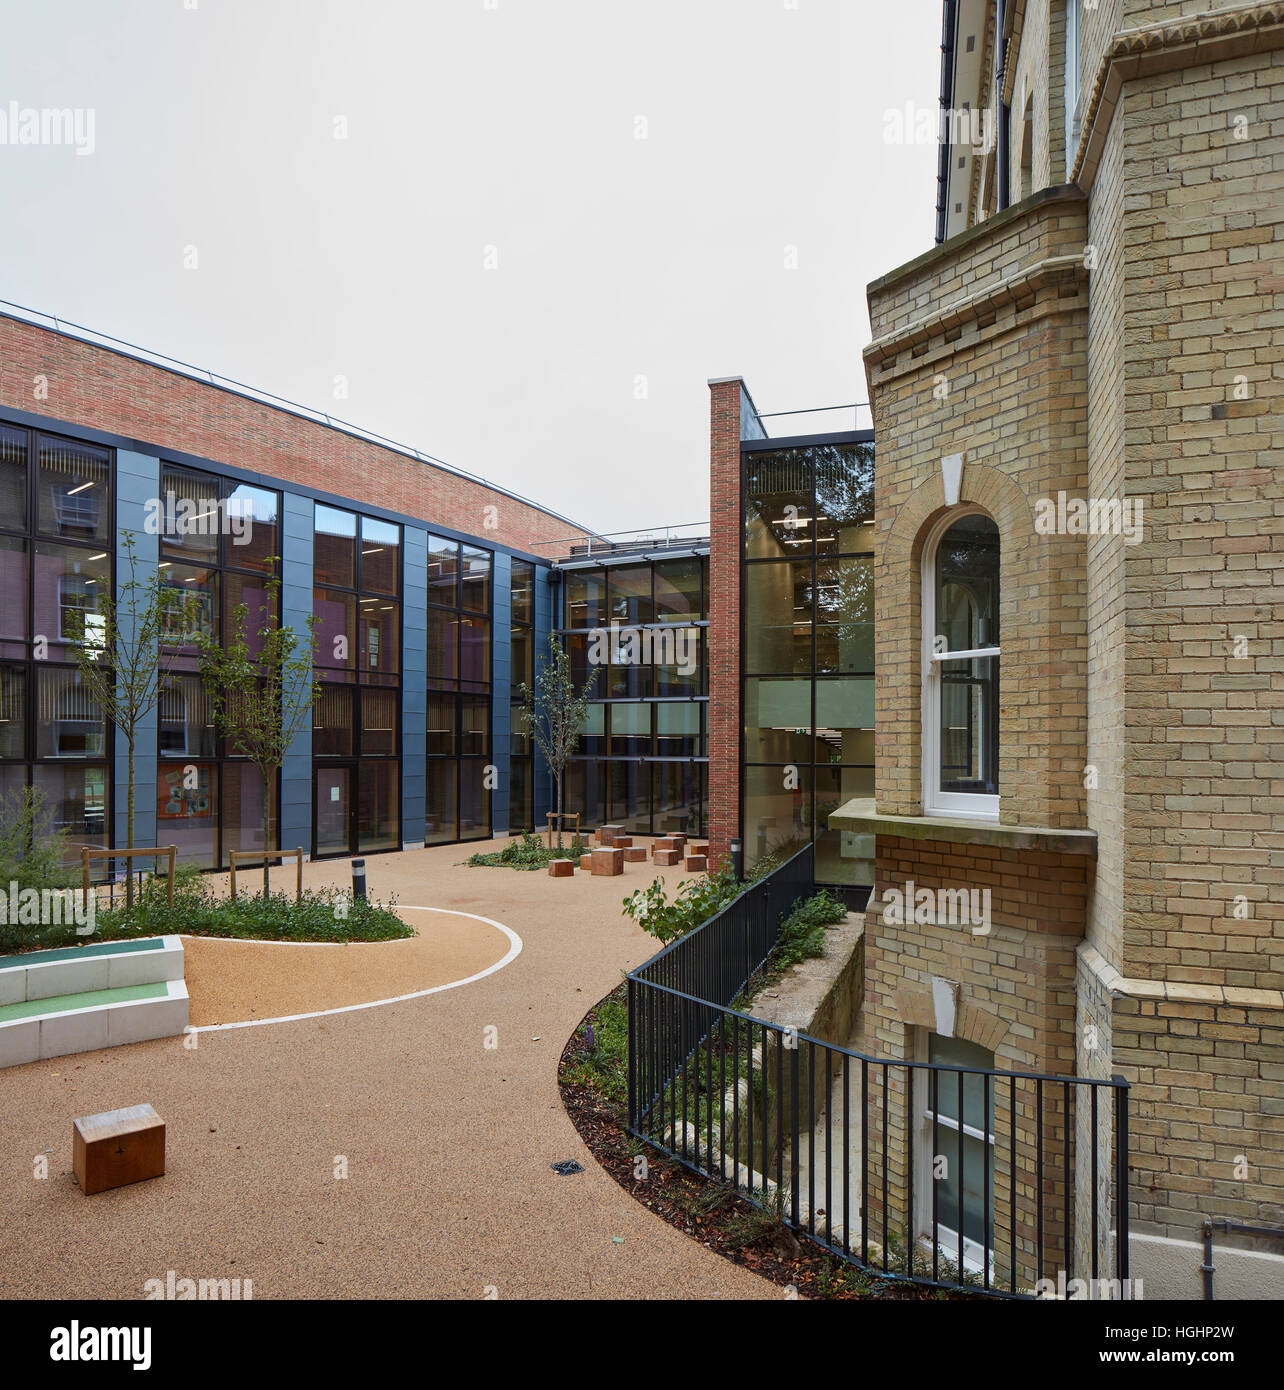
[73,1103,165,1196]
[591,848,624,876]
[548,859,575,878]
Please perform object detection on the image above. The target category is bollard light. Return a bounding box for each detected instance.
[352,858,367,902]
[730,837,744,883]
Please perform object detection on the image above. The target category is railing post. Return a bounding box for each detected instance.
[626,975,636,1129]
[1113,1074,1131,1287]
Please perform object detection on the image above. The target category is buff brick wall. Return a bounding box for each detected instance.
[0,315,588,556]
[864,189,1092,828]
[854,834,1091,1281]
[1009,0,1055,199]
[1085,121,1128,977]
[1112,49,1284,991]
[706,380,744,869]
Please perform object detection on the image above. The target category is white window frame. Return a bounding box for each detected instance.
[921,506,999,820]
[913,1029,997,1277]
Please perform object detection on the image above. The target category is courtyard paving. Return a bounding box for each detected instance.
[0,840,774,1300]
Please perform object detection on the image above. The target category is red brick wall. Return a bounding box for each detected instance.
[0,315,589,556]
[707,380,743,869]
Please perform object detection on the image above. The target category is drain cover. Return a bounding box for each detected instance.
[551,1160,584,1176]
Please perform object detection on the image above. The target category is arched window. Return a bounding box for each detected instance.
[922,510,999,818]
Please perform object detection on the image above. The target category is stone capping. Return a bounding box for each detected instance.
[864,184,1084,299]
[830,798,1097,858]
[1079,943,1284,1012]
[1071,3,1284,190]
[863,253,1086,369]
[749,913,865,1043]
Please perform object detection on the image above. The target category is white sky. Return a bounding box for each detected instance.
[0,0,942,537]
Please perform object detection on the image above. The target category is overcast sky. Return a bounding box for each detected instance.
[1,0,941,538]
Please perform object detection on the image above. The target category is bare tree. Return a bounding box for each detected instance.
[195,578,317,896]
[517,633,599,851]
[67,531,190,907]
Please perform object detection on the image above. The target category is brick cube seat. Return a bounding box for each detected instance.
[579,854,594,870]
[622,847,647,863]
[654,849,681,867]
[548,859,574,878]
[597,824,625,847]
[685,855,708,873]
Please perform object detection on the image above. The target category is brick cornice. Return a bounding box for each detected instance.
[1070,2,1284,190]
[863,251,1087,372]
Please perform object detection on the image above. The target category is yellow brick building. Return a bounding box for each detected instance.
[837,0,1284,1297]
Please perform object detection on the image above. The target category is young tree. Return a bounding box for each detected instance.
[196,578,317,896]
[67,531,190,908]
[517,633,599,852]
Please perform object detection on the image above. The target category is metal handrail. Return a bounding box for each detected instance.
[626,843,1132,1298]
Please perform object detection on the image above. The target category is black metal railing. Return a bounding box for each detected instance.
[626,846,1132,1298]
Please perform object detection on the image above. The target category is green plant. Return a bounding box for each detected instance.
[65,532,192,890]
[515,634,598,851]
[772,889,848,969]
[562,989,629,1105]
[621,861,742,943]
[0,786,79,953]
[1,869,413,955]
[467,831,589,871]
[0,785,75,894]
[722,1185,799,1256]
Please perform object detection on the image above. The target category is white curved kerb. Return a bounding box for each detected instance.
[188,906,522,1033]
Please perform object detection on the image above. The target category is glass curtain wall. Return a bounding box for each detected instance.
[509,558,535,832]
[312,505,401,857]
[0,421,112,872]
[157,463,280,868]
[559,553,708,837]
[742,441,875,889]
[425,535,492,845]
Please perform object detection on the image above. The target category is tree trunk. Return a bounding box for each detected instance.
[262,767,272,897]
[125,733,135,913]
[554,769,563,852]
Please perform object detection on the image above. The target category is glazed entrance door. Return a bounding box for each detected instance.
[314,765,353,858]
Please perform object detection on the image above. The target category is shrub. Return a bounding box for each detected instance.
[2,868,412,955]
[0,786,78,953]
[0,786,75,893]
[468,831,589,871]
[621,861,742,943]
[772,889,849,969]
[563,988,629,1105]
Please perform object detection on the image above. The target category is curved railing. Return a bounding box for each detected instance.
[626,845,1132,1299]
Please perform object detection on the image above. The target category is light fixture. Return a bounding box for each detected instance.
[362,548,384,556]
[66,481,95,496]
[88,552,107,561]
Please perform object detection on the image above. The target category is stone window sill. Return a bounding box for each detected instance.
[828,798,1097,858]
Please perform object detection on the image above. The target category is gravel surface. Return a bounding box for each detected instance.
[0,841,775,1300]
